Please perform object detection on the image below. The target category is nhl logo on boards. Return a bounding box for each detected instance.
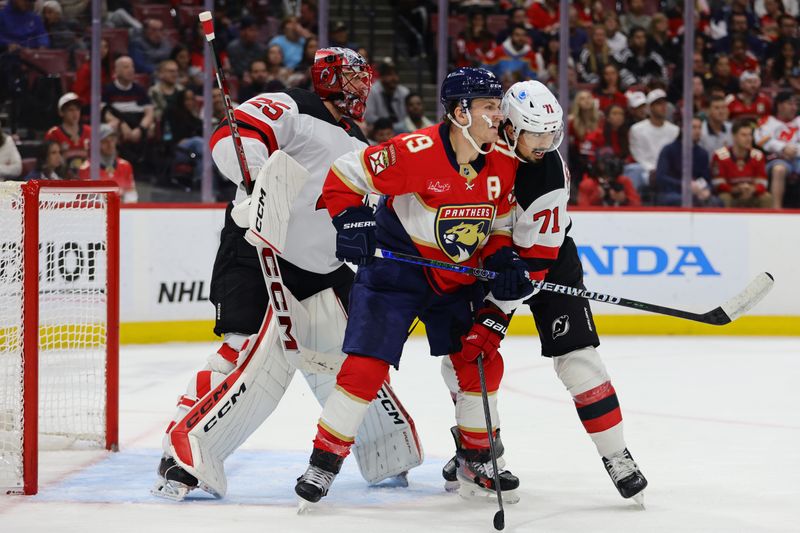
[435,204,494,263]
[367,145,396,176]
[552,314,570,339]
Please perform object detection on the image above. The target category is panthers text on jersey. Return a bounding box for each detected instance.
[210,88,368,275]
[323,122,519,293]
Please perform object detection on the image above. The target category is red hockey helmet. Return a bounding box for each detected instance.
[311,47,373,120]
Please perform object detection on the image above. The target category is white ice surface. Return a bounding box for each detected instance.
[1,336,798,533]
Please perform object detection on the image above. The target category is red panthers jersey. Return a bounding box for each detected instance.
[727,93,772,121]
[710,146,768,194]
[324,122,518,293]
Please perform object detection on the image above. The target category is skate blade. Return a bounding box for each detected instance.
[457,482,520,504]
[444,479,460,493]
[150,478,191,501]
[632,491,645,509]
[297,497,317,515]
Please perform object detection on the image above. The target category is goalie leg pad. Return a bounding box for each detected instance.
[165,307,296,497]
[554,347,625,457]
[296,289,424,483]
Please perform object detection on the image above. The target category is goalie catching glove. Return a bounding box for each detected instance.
[332,205,377,266]
[455,306,509,363]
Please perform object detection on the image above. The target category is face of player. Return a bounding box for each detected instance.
[465,98,503,144]
[515,129,558,161]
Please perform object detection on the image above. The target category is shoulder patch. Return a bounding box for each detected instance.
[367,144,397,175]
[714,147,730,160]
[751,149,764,160]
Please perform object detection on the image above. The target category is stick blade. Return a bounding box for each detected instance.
[493,510,505,530]
[718,272,774,324]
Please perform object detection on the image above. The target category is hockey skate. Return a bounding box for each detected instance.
[295,449,344,513]
[151,456,200,501]
[445,426,520,504]
[602,448,648,508]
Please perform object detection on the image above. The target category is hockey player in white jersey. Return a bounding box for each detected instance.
[754,91,800,208]
[152,47,423,501]
[441,80,648,504]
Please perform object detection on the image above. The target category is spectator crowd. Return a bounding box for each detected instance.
[0,0,799,209]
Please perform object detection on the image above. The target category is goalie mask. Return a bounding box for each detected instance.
[501,80,564,160]
[311,47,374,120]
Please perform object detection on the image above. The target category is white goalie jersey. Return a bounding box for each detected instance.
[211,88,368,274]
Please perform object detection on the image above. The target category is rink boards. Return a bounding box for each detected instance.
[114,205,799,342]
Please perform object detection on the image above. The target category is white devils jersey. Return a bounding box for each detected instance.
[211,88,368,274]
[754,115,800,154]
[511,150,571,275]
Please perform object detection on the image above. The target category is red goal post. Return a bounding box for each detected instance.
[0,180,119,495]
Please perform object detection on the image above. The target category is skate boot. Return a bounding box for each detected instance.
[442,455,459,492]
[151,455,199,501]
[602,448,648,506]
[295,448,344,512]
[448,426,520,504]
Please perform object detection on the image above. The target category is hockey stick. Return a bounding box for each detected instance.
[374,248,774,326]
[199,11,300,355]
[477,354,505,531]
[199,11,253,193]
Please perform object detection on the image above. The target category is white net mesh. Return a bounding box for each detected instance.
[0,182,110,493]
[0,183,25,492]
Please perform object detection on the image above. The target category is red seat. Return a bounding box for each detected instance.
[487,14,507,36]
[20,49,69,74]
[61,71,77,94]
[431,14,467,38]
[101,28,130,59]
[133,4,175,28]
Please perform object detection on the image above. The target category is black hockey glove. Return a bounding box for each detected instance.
[485,247,535,301]
[332,205,377,266]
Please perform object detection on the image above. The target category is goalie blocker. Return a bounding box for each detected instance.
[154,151,422,500]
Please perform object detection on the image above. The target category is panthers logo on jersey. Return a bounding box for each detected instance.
[435,204,495,262]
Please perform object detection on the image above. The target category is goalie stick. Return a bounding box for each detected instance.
[374,248,774,326]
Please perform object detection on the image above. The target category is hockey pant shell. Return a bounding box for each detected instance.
[342,256,486,368]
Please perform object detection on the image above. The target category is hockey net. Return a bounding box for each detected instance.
[0,181,119,495]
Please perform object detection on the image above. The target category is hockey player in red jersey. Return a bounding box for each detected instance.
[442,80,648,505]
[152,47,424,501]
[294,67,535,506]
